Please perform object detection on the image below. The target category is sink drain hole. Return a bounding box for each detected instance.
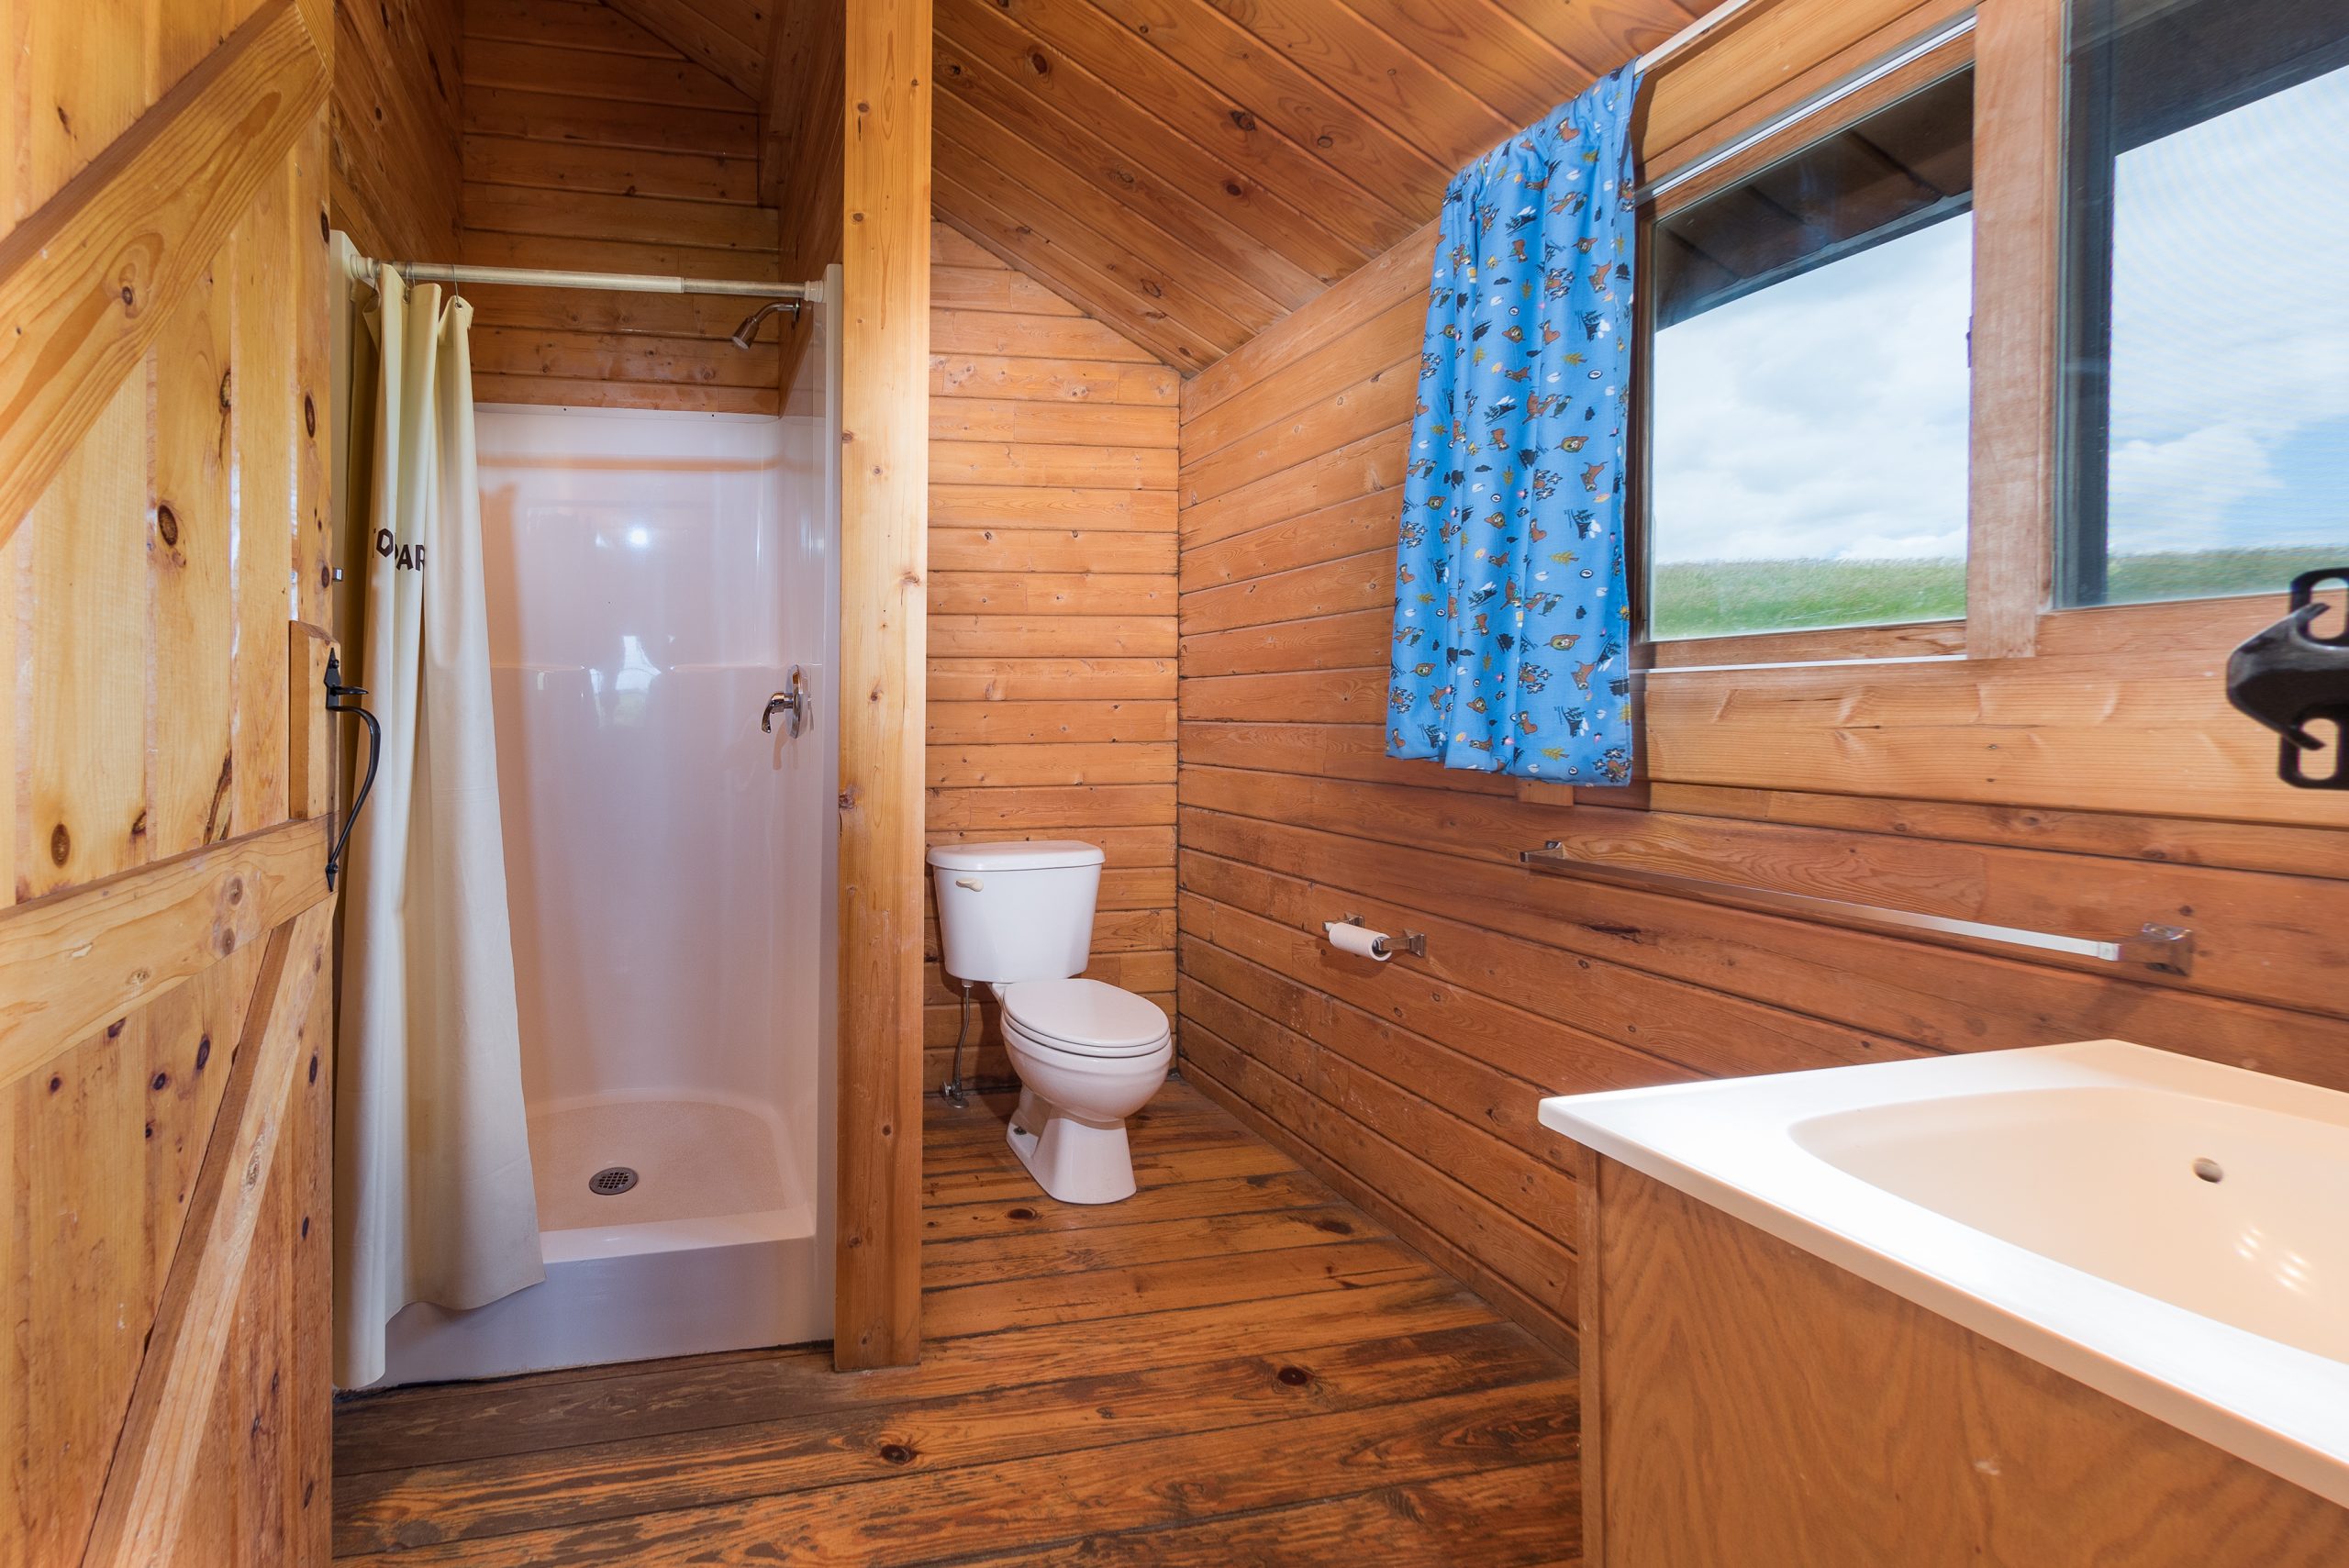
[2191,1157,2224,1184]
[589,1165,640,1195]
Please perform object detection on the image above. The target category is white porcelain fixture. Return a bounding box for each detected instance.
[930,840,1172,1204]
[377,376,842,1385]
[1540,1040,2349,1509]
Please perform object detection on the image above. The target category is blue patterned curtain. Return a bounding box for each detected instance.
[1386,66,1642,783]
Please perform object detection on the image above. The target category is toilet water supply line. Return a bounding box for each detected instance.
[942,981,975,1109]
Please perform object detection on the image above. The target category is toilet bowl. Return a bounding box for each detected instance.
[998,978,1173,1205]
[927,840,1172,1206]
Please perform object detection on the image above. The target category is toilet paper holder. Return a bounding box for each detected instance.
[1325,913,1427,959]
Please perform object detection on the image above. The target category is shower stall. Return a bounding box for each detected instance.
[373,276,841,1385]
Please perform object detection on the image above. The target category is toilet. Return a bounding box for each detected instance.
[929,840,1172,1204]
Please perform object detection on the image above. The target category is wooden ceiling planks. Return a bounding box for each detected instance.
[929,0,1708,374]
[604,0,772,98]
[1101,2,1446,222]
[607,0,1715,374]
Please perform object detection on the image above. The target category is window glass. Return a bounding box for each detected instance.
[2058,0,2349,606]
[1648,68,1974,641]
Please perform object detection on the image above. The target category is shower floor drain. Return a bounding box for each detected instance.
[588,1165,640,1196]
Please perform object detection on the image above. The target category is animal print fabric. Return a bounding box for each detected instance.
[1386,64,1641,783]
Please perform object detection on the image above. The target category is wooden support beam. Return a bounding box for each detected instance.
[834,0,931,1371]
[0,0,326,552]
[1965,0,2066,659]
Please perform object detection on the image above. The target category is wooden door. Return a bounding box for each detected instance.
[0,1,340,1562]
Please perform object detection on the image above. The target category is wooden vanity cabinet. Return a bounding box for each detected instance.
[1572,1147,2349,1568]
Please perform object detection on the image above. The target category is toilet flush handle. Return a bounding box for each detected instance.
[954,876,983,891]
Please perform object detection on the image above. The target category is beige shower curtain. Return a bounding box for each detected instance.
[333,275,543,1389]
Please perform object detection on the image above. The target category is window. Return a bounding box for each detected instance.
[2056,0,2349,606]
[1647,67,1975,642]
[1598,0,2345,827]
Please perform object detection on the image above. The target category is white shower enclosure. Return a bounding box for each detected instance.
[375,301,841,1384]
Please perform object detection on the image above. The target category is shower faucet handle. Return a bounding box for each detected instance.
[763,666,810,738]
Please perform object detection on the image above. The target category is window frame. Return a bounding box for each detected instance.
[1547,0,2349,829]
[1635,0,2326,673]
[1632,17,1981,668]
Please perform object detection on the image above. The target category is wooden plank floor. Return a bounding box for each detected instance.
[329,1082,1581,1564]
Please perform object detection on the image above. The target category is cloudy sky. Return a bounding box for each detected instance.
[2106,68,2349,554]
[1648,64,2349,566]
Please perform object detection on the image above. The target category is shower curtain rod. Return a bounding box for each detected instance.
[342,250,818,303]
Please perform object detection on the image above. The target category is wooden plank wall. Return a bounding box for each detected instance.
[328,0,462,261]
[925,223,1181,1089]
[1174,220,2349,1358]
[1,0,340,1554]
[459,0,784,412]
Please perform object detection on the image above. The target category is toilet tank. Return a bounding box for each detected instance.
[928,840,1106,984]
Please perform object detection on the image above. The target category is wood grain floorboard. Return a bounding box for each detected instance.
[946,1460,1581,1566]
[331,1082,1580,1563]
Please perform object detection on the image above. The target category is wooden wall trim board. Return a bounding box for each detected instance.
[835,0,932,1373]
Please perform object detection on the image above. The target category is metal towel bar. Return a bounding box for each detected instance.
[1519,841,2195,976]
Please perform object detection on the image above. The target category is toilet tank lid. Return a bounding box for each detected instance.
[927,840,1105,872]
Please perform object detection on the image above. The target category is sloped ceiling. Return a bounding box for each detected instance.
[930,0,1709,373]
[604,0,772,98]
[604,0,1719,374]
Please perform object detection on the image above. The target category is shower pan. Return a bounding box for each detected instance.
[374,283,841,1384]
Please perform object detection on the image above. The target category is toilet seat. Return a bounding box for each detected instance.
[999,978,1169,1058]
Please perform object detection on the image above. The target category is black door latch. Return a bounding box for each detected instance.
[325,651,383,887]
[2227,568,2349,789]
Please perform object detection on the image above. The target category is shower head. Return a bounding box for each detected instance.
[728,299,801,349]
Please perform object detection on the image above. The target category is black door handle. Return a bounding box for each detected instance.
[324,650,383,888]
[2227,568,2349,789]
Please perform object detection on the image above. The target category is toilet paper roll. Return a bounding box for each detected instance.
[1324,920,1391,962]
